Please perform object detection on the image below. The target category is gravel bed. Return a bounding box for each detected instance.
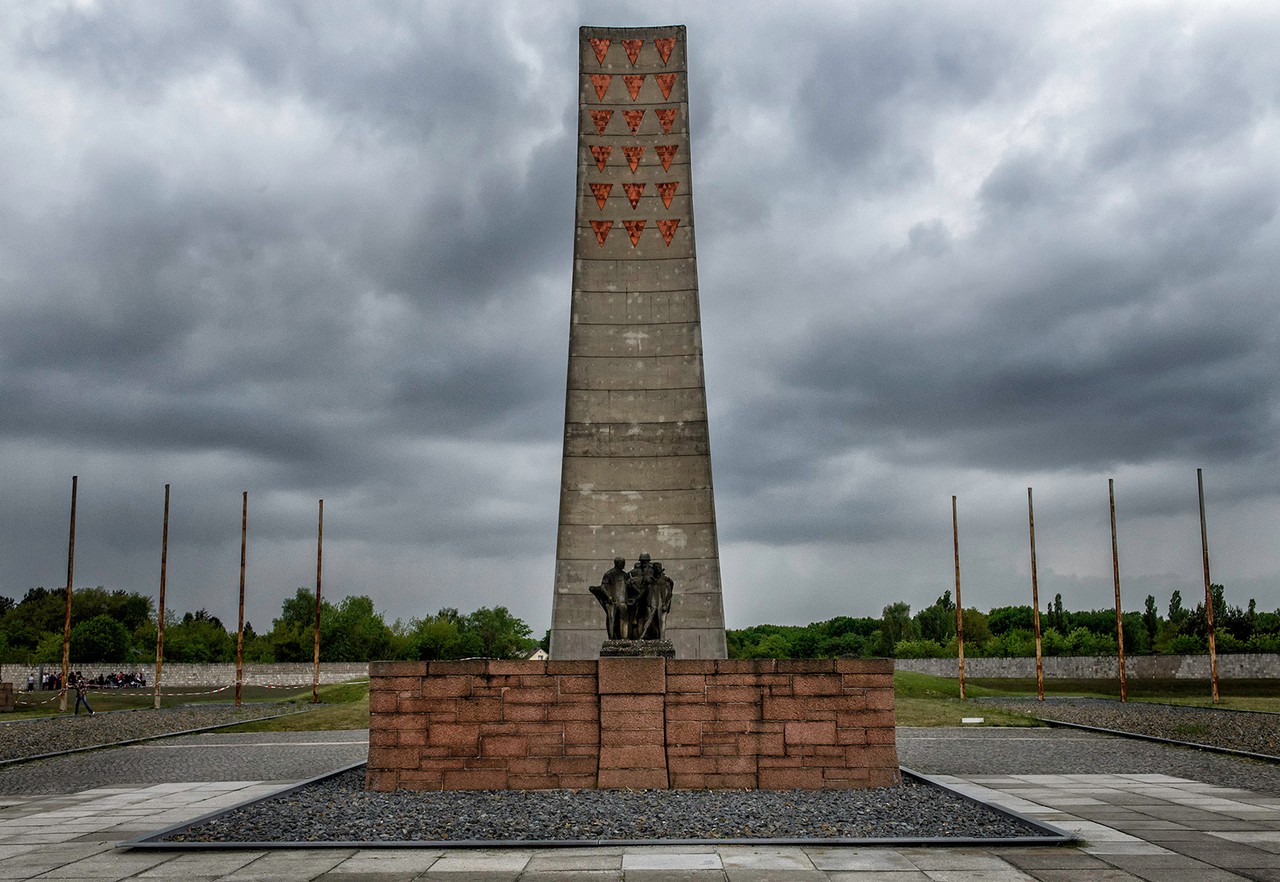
[163,767,1044,844]
[898,727,1280,794]
[976,697,1280,756]
[0,704,293,763]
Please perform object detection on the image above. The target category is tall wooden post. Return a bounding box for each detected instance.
[236,491,247,707]
[1198,468,1220,704]
[312,499,324,704]
[59,476,78,712]
[154,484,170,710]
[1109,479,1127,702]
[1027,487,1045,701]
[952,495,966,699]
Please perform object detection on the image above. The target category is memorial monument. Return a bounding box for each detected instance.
[549,25,727,660]
[365,26,898,793]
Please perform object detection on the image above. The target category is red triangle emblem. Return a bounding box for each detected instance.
[623,75,645,101]
[655,73,676,100]
[657,219,680,246]
[590,145,612,171]
[653,37,675,65]
[590,74,612,101]
[623,182,646,209]
[655,144,678,171]
[656,181,678,208]
[622,146,644,172]
[589,38,610,64]
[590,183,612,210]
[590,220,612,246]
[655,108,678,134]
[621,39,643,66]
[622,109,645,134]
[623,219,646,246]
[590,109,613,135]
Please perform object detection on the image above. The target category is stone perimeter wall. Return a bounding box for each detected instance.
[1,662,368,688]
[366,658,898,792]
[895,654,1280,679]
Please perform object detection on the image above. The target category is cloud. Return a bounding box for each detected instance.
[1,2,1277,635]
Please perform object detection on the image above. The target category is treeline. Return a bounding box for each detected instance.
[8,582,1274,664]
[728,585,1280,659]
[0,586,539,664]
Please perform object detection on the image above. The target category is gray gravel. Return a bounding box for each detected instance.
[978,696,1280,756]
[0,704,294,763]
[164,766,1044,843]
[899,726,1280,794]
[0,730,369,795]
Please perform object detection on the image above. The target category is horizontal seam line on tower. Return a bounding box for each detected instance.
[575,256,697,260]
[567,389,706,394]
[574,257,699,263]
[561,455,711,460]
[568,354,703,360]
[568,321,703,327]
[572,288,698,294]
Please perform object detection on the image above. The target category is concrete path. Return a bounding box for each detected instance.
[3,728,1280,880]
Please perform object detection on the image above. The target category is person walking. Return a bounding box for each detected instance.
[72,672,94,716]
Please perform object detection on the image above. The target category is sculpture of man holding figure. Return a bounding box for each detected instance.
[589,557,632,640]
[589,552,675,642]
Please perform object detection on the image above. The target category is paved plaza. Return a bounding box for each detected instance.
[3,728,1280,879]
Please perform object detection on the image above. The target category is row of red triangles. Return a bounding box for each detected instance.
[589,36,676,66]
[590,181,679,210]
[590,144,678,172]
[590,73,677,101]
[589,219,680,247]
[589,107,678,135]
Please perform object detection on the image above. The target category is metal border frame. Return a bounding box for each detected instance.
[123,764,1076,850]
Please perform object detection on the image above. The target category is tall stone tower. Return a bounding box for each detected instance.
[549,25,727,660]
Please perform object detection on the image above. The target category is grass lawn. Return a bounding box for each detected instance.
[965,676,1280,712]
[6,684,305,720]
[218,680,371,732]
[892,670,1042,727]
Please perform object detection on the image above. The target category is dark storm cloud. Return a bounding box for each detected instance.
[794,6,1030,182]
[2,2,1278,627]
[706,5,1280,492]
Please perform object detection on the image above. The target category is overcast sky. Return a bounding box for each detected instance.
[3,1,1278,637]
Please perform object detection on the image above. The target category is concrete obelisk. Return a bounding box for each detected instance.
[549,25,727,660]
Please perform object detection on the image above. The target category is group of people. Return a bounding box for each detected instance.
[27,670,146,691]
[588,552,674,641]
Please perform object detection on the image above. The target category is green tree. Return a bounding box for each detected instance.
[987,605,1034,636]
[409,614,473,660]
[914,592,957,644]
[1046,594,1066,633]
[322,595,394,662]
[960,608,992,646]
[70,615,132,662]
[165,610,235,663]
[876,602,916,656]
[1168,590,1188,631]
[464,606,536,659]
[1143,595,1159,642]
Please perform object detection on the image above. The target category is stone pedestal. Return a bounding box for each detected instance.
[367,658,899,791]
[600,639,675,658]
[596,657,669,789]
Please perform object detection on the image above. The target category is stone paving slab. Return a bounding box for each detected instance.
[5,728,1280,879]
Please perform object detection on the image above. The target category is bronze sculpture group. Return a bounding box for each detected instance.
[589,553,673,641]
